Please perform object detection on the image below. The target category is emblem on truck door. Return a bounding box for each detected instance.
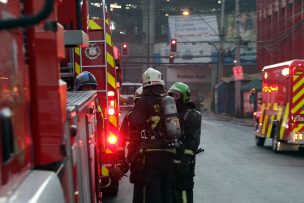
[85,43,101,60]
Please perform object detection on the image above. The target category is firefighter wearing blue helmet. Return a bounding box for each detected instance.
[73,71,98,91]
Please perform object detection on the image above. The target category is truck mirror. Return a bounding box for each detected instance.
[116,68,122,86]
[70,125,77,138]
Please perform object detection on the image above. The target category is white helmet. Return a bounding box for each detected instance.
[134,86,143,101]
[142,67,164,87]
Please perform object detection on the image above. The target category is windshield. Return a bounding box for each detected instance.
[120,85,141,95]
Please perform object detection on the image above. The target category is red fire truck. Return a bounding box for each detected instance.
[58,0,123,196]
[255,59,304,152]
[0,0,123,202]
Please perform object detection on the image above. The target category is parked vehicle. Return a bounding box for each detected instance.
[119,82,142,110]
[255,59,304,152]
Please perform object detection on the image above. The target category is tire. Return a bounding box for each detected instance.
[255,135,265,147]
[103,178,119,197]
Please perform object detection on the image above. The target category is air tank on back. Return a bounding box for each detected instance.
[162,96,181,140]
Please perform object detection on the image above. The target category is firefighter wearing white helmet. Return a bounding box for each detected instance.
[118,86,144,182]
[119,86,144,202]
[142,67,165,87]
[134,86,143,102]
[128,67,177,203]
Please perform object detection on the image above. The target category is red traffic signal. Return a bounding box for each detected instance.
[233,66,243,80]
[121,42,128,56]
[169,54,174,64]
[170,39,177,52]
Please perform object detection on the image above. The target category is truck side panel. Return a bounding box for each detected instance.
[67,91,99,203]
[0,0,32,193]
[25,0,67,166]
[260,65,289,139]
[289,62,304,143]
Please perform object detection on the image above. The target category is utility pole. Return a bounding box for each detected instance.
[235,0,241,117]
[218,0,225,83]
[142,0,155,68]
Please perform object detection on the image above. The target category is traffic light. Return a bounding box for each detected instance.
[121,42,128,56]
[169,54,174,64]
[170,39,177,52]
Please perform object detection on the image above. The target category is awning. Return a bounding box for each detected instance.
[241,78,262,91]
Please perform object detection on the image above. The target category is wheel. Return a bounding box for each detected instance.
[255,135,265,147]
[102,178,119,197]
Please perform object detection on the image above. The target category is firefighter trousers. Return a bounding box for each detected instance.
[139,151,175,203]
[173,155,195,203]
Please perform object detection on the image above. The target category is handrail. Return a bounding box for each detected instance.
[0,0,54,30]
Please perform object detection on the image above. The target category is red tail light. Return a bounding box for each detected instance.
[107,91,116,116]
[108,133,118,145]
[107,91,115,97]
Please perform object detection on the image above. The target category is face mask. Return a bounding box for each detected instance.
[175,98,184,112]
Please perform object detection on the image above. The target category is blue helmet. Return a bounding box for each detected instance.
[74,71,98,91]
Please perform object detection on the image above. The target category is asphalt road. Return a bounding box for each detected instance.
[104,115,304,203]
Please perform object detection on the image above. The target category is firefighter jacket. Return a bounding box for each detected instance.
[178,102,201,154]
[120,110,141,162]
[129,86,175,150]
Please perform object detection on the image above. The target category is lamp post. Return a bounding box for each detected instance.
[235,0,241,117]
[208,0,225,84]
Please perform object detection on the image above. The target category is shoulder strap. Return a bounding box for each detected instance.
[183,109,201,121]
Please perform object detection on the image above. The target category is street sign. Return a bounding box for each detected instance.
[233,66,243,80]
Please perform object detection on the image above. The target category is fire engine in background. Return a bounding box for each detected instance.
[0,0,122,202]
[255,59,304,152]
[58,0,123,196]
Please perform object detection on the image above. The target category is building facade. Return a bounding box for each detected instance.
[257,0,304,69]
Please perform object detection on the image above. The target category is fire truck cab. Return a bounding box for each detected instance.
[0,0,116,202]
[255,59,304,152]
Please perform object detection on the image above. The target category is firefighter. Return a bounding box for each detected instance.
[120,86,143,164]
[73,71,98,91]
[168,82,202,203]
[73,71,108,178]
[73,71,104,126]
[129,67,176,203]
[119,86,145,203]
[119,86,143,169]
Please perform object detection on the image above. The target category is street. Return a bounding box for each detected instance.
[104,115,304,203]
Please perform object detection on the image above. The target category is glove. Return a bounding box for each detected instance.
[175,141,184,161]
[111,165,124,180]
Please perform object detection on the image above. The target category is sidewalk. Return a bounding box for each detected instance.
[203,112,256,127]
